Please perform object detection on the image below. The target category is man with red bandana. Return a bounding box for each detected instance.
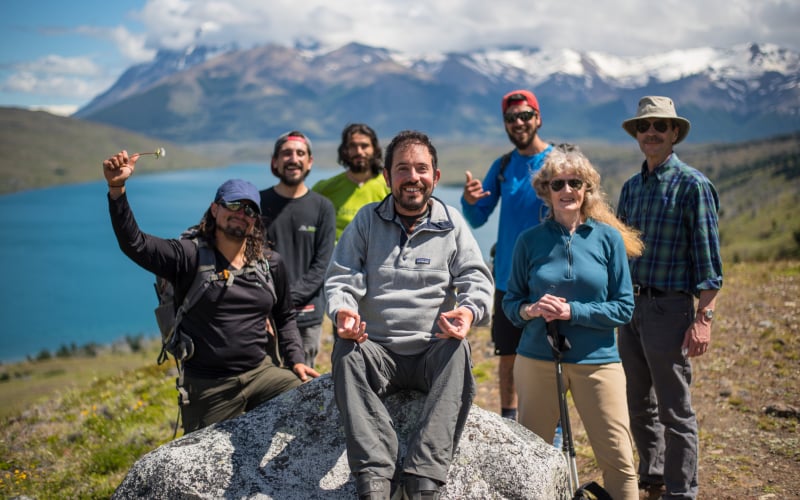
[260,131,336,369]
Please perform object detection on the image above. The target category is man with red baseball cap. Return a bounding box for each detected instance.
[461,90,553,422]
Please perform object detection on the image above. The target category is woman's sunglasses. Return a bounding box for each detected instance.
[635,119,671,134]
[549,179,584,191]
[219,200,259,218]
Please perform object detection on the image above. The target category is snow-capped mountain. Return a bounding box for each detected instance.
[75,41,800,143]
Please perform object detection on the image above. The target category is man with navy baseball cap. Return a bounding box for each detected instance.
[103,150,319,433]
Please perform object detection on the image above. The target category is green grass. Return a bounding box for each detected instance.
[0,357,176,499]
[0,340,165,420]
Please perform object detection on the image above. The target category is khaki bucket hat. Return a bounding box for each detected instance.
[622,96,691,144]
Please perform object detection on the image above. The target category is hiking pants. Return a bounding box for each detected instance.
[331,337,475,485]
[515,356,639,500]
[618,292,698,499]
[181,357,301,433]
[299,323,323,369]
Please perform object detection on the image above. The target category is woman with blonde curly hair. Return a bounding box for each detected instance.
[503,145,643,500]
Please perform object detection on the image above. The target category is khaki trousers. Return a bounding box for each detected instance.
[515,356,638,500]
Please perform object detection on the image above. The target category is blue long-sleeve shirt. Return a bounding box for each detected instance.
[460,146,552,291]
[502,218,634,364]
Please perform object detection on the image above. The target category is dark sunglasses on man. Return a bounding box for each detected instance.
[504,110,536,124]
[635,119,671,134]
[218,200,259,218]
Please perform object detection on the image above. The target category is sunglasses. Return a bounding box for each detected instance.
[218,200,259,218]
[635,119,671,134]
[549,179,584,191]
[503,110,536,123]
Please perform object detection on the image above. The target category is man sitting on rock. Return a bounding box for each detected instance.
[324,130,494,499]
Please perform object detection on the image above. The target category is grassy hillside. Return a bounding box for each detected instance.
[0,107,225,194]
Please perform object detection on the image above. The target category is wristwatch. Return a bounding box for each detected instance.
[698,308,714,321]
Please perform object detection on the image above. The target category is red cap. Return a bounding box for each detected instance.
[502,90,540,114]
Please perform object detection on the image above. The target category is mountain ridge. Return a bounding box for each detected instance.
[73,41,800,143]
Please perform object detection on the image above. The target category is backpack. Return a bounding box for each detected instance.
[496,150,514,183]
[153,227,277,412]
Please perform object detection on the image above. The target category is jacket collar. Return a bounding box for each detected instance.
[374,195,455,232]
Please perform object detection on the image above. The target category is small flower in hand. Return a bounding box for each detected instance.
[135,147,166,159]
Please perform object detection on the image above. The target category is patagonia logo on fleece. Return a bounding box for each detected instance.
[415,257,431,265]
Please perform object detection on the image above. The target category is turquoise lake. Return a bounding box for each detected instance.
[0,165,499,362]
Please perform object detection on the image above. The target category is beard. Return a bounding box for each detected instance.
[394,183,432,214]
[506,123,539,150]
[345,156,371,174]
[279,163,308,186]
[219,218,249,240]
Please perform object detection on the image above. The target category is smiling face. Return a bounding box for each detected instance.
[503,102,540,151]
[272,138,312,186]
[211,199,258,240]
[548,173,586,221]
[383,142,440,216]
[636,118,680,167]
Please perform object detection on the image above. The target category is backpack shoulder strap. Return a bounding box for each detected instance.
[173,237,218,334]
[241,255,275,303]
[496,150,514,183]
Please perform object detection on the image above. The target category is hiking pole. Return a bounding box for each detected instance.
[547,320,580,493]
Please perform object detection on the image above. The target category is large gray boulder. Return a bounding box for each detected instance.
[113,374,570,499]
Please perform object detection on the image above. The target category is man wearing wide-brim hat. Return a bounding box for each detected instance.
[616,96,723,500]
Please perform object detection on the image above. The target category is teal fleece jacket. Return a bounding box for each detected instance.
[502,218,634,364]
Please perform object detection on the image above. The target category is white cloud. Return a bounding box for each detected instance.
[124,0,799,56]
[2,71,111,100]
[28,104,80,116]
[74,25,156,63]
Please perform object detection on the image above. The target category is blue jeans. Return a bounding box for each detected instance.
[618,292,698,500]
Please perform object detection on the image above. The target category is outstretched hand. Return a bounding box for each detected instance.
[102,150,139,188]
[463,171,490,205]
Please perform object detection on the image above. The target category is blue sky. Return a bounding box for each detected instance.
[2,0,798,115]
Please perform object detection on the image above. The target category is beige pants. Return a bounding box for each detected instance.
[515,356,639,500]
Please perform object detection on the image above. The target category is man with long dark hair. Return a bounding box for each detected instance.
[103,151,318,433]
[313,123,390,240]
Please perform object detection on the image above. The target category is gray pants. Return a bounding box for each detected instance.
[618,292,698,500]
[299,323,322,368]
[331,337,475,484]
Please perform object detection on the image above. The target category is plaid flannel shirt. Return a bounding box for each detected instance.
[617,153,723,296]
